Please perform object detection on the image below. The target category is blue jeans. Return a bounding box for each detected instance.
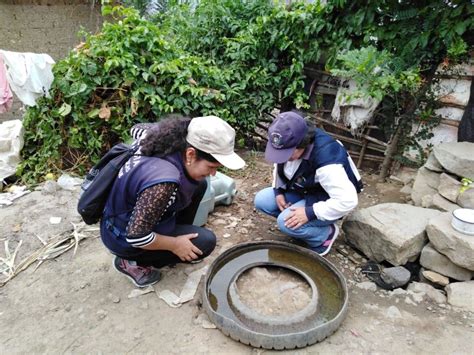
[254,187,335,248]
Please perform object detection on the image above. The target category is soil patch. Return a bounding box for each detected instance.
[0,151,472,353]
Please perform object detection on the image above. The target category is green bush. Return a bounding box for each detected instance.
[18,0,473,182]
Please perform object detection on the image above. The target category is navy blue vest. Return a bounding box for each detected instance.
[101,152,198,256]
[276,128,363,206]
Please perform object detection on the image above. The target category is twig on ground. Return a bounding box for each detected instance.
[33,233,47,246]
[0,223,99,287]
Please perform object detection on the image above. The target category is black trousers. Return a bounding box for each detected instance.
[132,178,216,268]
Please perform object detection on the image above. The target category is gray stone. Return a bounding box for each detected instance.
[407,282,446,304]
[429,193,459,213]
[437,173,461,203]
[386,305,402,319]
[457,188,474,209]
[445,281,474,311]
[421,195,433,208]
[420,243,473,281]
[433,142,474,179]
[381,266,411,288]
[426,212,474,271]
[411,167,440,206]
[424,152,444,172]
[343,203,441,265]
[392,167,417,185]
[356,281,377,291]
[41,180,59,195]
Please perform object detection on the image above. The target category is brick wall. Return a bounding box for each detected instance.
[0,1,103,122]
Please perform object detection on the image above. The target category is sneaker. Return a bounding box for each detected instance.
[113,256,161,288]
[312,224,339,256]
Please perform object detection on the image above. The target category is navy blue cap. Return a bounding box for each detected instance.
[265,112,308,163]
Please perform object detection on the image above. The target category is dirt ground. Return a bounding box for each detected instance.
[0,151,473,354]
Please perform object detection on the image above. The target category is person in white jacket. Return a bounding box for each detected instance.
[254,111,363,256]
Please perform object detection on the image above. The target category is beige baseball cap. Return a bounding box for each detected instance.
[186,116,245,170]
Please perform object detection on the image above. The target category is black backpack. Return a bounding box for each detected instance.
[77,143,138,225]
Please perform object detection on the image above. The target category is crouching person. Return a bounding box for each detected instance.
[255,111,362,256]
[100,116,245,287]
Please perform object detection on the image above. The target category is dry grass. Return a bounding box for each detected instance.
[0,222,99,287]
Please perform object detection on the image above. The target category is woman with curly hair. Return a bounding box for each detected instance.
[100,116,245,287]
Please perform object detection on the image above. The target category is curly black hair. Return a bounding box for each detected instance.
[140,115,218,163]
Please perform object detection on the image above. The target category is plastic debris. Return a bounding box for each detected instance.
[0,185,30,206]
[49,217,62,224]
[128,286,155,298]
[158,266,208,307]
[57,174,83,191]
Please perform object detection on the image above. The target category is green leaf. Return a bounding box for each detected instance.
[58,103,71,117]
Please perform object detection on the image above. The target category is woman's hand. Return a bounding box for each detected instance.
[172,233,203,262]
[284,207,308,229]
[276,195,291,211]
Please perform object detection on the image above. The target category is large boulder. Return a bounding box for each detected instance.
[343,203,441,265]
[433,142,474,179]
[426,212,474,271]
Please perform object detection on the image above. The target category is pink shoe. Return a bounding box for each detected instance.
[313,224,339,256]
[113,257,161,287]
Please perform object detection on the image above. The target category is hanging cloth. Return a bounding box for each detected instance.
[0,50,55,107]
[0,56,13,113]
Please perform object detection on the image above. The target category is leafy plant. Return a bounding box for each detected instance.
[330,46,421,102]
[18,0,473,182]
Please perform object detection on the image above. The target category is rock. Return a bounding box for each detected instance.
[445,281,474,311]
[424,152,444,172]
[392,167,417,185]
[429,193,459,213]
[343,203,441,265]
[411,167,440,206]
[457,188,474,209]
[356,281,377,291]
[422,270,449,287]
[433,142,474,179]
[407,282,447,304]
[386,306,402,319]
[390,288,408,296]
[407,290,424,303]
[380,266,411,288]
[437,173,461,203]
[421,195,433,208]
[420,244,473,281]
[41,180,59,194]
[426,212,474,271]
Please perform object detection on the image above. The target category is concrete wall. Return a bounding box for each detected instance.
[0,0,103,122]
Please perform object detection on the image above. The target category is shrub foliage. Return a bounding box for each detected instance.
[18,0,473,182]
